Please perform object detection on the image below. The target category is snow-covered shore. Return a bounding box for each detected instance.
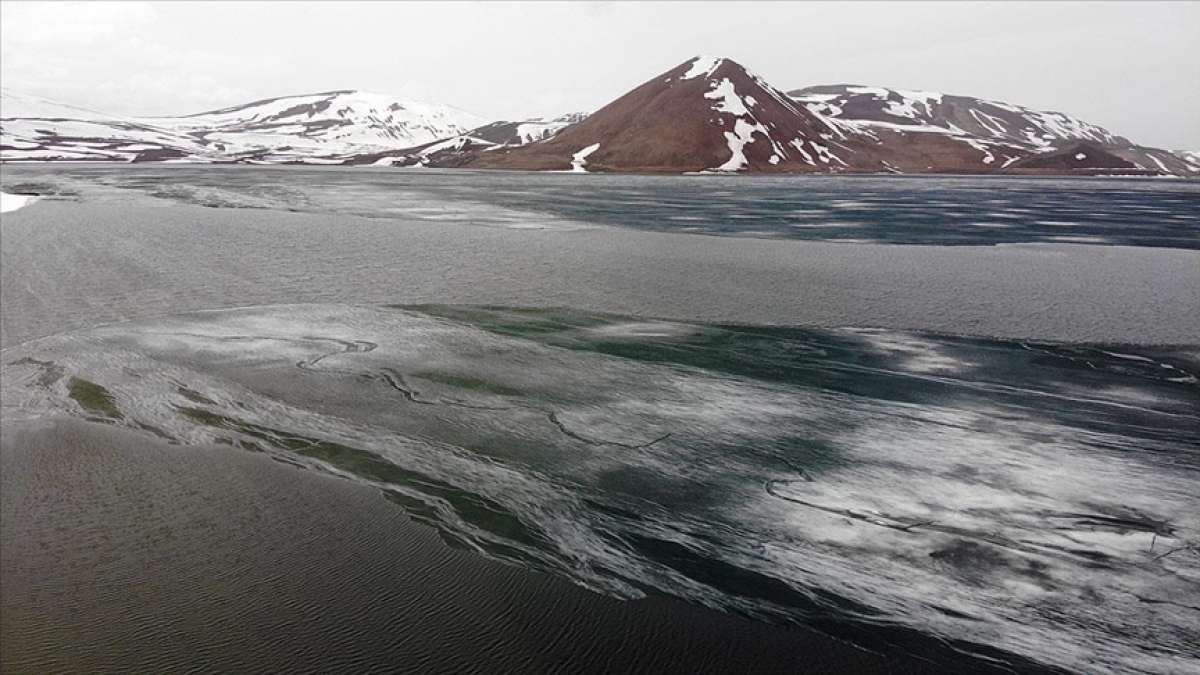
[0,192,38,213]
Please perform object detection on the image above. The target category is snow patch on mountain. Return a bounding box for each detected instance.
[416,135,495,161]
[461,113,586,148]
[788,138,813,165]
[147,90,487,156]
[963,138,997,164]
[1,113,215,163]
[810,141,846,166]
[704,79,752,117]
[1,88,487,164]
[571,143,600,172]
[713,119,765,171]
[791,85,1125,154]
[1144,152,1170,173]
[882,90,943,119]
[687,64,831,172]
[1173,150,1200,172]
[515,121,566,144]
[681,56,724,81]
[782,84,1185,175]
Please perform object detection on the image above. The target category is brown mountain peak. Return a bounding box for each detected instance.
[471,55,856,173]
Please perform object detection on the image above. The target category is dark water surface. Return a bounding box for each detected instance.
[3,305,1197,674]
[4,164,1199,248]
[5,419,961,675]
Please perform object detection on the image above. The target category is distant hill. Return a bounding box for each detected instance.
[789,84,1195,175]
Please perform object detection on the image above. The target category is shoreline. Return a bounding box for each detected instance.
[4,160,1200,181]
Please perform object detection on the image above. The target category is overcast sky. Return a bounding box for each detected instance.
[2,1,1197,148]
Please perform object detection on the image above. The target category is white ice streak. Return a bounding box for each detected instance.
[1145,152,1170,174]
[970,108,1009,137]
[962,138,997,164]
[809,141,846,166]
[853,330,975,374]
[789,138,814,165]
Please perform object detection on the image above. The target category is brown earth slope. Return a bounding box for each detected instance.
[470,57,871,173]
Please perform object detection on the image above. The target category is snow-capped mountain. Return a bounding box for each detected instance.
[1174,150,1200,173]
[791,84,1126,149]
[467,57,1194,175]
[789,84,1192,175]
[468,113,588,146]
[1,89,486,163]
[0,89,215,162]
[474,56,862,173]
[338,112,590,167]
[145,90,487,161]
[1,68,1194,175]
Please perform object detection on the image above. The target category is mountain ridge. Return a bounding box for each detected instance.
[788,83,1191,175]
[2,59,1196,175]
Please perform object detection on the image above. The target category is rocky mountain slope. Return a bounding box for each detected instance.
[465,57,1195,176]
[789,84,1195,175]
[1174,150,1200,171]
[472,57,866,173]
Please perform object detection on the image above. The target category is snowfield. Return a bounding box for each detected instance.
[146,90,487,155]
[1,88,486,164]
